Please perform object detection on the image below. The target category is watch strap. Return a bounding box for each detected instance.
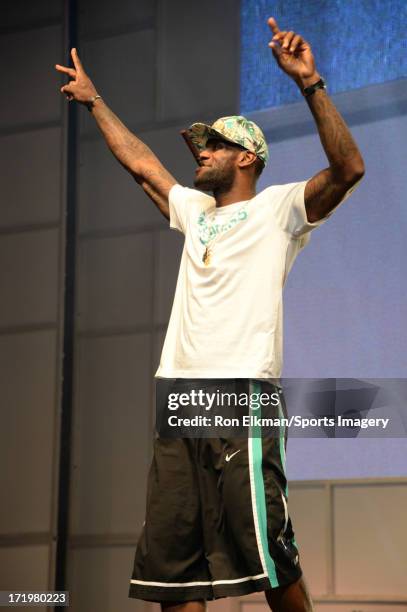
[85,94,102,111]
[303,78,326,97]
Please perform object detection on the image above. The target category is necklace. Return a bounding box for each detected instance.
[198,201,249,266]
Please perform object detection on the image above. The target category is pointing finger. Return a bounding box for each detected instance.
[267,17,280,35]
[71,47,83,72]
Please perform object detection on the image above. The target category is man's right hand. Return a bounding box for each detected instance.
[55,47,175,221]
[55,48,98,105]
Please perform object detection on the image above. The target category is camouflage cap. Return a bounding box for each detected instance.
[185,115,269,165]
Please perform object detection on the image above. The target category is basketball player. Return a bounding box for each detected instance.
[56,16,364,611]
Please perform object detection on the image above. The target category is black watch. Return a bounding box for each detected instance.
[303,77,326,97]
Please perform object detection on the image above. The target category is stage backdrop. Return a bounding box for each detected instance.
[241,0,407,480]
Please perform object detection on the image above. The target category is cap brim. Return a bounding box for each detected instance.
[186,122,247,152]
[180,130,202,164]
[181,122,265,165]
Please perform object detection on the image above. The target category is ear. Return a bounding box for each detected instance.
[237,149,257,171]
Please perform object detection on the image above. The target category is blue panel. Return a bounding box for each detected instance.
[250,79,407,479]
[240,0,407,113]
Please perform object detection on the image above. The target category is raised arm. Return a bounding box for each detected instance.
[55,48,176,220]
[268,17,365,223]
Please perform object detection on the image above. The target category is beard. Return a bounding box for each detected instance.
[193,160,236,195]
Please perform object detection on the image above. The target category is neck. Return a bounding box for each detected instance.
[213,184,256,207]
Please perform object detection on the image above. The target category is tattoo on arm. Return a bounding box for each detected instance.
[303,90,365,222]
[90,100,176,219]
[136,166,177,220]
[305,89,364,180]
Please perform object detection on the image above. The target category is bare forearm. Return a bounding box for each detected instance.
[267,18,364,221]
[90,98,159,176]
[56,49,176,220]
[297,75,365,182]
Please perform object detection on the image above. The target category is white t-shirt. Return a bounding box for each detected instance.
[155,181,343,379]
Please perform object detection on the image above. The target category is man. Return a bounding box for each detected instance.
[56,16,364,612]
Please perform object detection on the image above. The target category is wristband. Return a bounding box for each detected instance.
[85,94,102,111]
[303,77,326,97]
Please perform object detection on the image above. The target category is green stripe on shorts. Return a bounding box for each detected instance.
[249,379,279,588]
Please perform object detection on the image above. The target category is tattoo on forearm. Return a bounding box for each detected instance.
[90,101,175,220]
[93,102,159,172]
[306,89,363,174]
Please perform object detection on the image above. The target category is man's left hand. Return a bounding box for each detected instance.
[267,17,320,89]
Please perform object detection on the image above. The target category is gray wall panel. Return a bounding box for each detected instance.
[334,484,407,596]
[71,333,151,535]
[0,330,56,534]
[0,545,50,596]
[77,232,153,331]
[0,0,64,598]
[79,0,154,39]
[0,1,62,30]
[153,330,166,371]
[288,486,328,596]
[0,26,62,129]
[0,128,61,229]
[78,138,165,233]
[0,228,59,327]
[159,0,238,121]
[80,30,156,136]
[68,547,145,612]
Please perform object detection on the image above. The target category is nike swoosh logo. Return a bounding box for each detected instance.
[225,450,241,462]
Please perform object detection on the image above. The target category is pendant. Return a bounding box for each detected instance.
[202,246,211,266]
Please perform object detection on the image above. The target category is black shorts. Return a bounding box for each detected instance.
[128,378,302,602]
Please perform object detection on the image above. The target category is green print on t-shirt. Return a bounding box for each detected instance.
[197,205,249,247]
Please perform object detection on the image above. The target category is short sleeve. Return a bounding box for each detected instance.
[169,184,215,235]
[169,184,190,234]
[269,180,351,238]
